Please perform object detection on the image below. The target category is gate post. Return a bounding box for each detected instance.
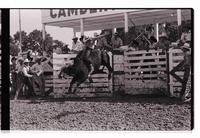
[113,49,125,96]
[168,48,174,96]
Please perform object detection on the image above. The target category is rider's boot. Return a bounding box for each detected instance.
[88,64,94,82]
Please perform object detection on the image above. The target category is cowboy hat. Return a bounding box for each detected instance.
[18,57,24,61]
[72,36,78,40]
[114,32,119,36]
[181,43,190,51]
[11,56,17,61]
[24,59,30,63]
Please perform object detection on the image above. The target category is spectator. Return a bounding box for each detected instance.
[93,33,99,47]
[62,44,70,54]
[111,32,123,49]
[170,43,191,101]
[55,46,62,54]
[10,57,18,90]
[32,47,39,56]
[27,49,33,62]
[53,47,57,53]
[16,58,24,73]
[72,36,83,53]
[180,26,191,46]
[22,59,35,97]
[31,57,45,95]
[11,57,17,72]
[79,35,86,50]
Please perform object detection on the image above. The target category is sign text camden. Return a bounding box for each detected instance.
[50,9,115,19]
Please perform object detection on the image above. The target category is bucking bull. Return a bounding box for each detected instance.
[58,49,113,94]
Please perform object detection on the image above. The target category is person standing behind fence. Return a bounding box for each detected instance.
[180,26,191,47]
[170,43,191,101]
[22,59,35,98]
[62,44,70,54]
[111,32,123,49]
[10,57,18,92]
[72,36,83,53]
[31,57,45,96]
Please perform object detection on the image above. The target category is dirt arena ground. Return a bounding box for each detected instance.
[10,95,192,130]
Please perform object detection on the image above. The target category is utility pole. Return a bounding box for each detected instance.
[18,9,22,56]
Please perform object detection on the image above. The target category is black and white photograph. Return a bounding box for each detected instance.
[9,9,193,130]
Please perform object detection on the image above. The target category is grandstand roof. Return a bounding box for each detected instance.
[41,9,191,32]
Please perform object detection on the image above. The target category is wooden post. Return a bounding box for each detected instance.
[177,9,182,39]
[113,50,125,96]
[154,23,159,41]
[80,18,84,36]
[124,12,128,33]
[18,9,22,56]
[73,28,76,37]
[168,48,174,96]
[42,24,46,56]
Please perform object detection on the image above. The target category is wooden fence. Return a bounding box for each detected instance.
[53,53,112,98]
[113,48,191,97]
[168,48,191,97]
[113,49,168,95]
[7,48,189,98]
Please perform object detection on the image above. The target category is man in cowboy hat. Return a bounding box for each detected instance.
[72,36,83,53]
[31,57,45,96]
[22,58,35,97]
[170,43,191,101]
[10,57,18,92]
[111,32,123,49]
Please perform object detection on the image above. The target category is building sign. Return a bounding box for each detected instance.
[50,9,114,18]
[41,9,134,24]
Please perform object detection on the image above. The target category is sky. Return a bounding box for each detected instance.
[10,9,100,48]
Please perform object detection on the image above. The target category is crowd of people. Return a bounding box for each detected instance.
[10,49,51,99]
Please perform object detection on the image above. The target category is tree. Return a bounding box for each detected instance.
[12,29,65,55]
[10,43,20,56]
[13,31,29,52]
[53,40,64,48]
